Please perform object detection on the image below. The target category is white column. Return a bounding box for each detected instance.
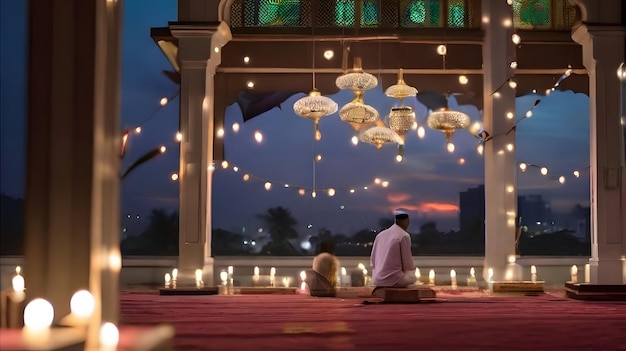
[572,24,626,284]
[481,0,518,282]
[25,0,122,347]
[171,22,231,285]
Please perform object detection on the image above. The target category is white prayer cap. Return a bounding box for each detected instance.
[393,208,410,217]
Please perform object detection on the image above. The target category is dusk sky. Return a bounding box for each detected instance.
[0,0,590,240]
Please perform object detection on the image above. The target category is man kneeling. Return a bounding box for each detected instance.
[370,208,417,297]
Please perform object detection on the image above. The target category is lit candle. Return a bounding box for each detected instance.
[195,269,204,288]
[570,265,578,283]
[219,271,227,284]
[270,267,276,287]
[69,290,95,326]
[584,264,590,283]
[470,267,476,279]
[23,298,54,347]
[164,273,171,288]
[299,271,307,291]
[172,268,178,281]
[227,265,234,277]
[414,267,421,284]
[530,265,537,283]
[450,269,457,288]
[100,322,119,351]
[428,270,436,286]
[282,277,290,288]
[253,266,260,285]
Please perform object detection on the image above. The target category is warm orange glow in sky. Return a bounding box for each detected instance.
[385,193,459,215]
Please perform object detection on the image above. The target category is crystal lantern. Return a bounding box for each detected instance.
[293,89,338,140]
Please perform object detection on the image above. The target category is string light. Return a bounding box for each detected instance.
[214,158,393,196]
[518,161,589,184]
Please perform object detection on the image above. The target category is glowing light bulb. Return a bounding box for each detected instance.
[246,81,254,88]
[298,189,305,196]
[254,131,263,143]
[519,163,527,171]
[417,126,426,139]
[315,154,322,161]
[396,154,403,162]
[506,112,514,119]
[221,160,229,169]
[506,143,514,151]
[328,188,335,196]
[447,142,455,153]
[172,268,178,281]
[540,167,548,175]
[175,132,182,141]
[525,110,533,118]
[264,182,271,191]
[381,181,389,187]
[232,122,240,132]
[323,50,334,60]
[216,128,224,138]
[351,136,359,145]
[436,45,447,56]
[506,185,514,193]
[243,174,250,181]
[457,158,465,165]
[573,170,580,178]
[159,146,166,153]
[243,56,250,63]
[160,97,169,106]
[170,173,178,181]
[511,33,521,45]
[311,191,316,198]
[559,176,566,184]
[477,144,484,155]
[458,75,468,85]
[508,80,517,89]
[135,126,141,134]
[510,61,518,69]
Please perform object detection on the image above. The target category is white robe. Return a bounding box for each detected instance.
[370,224,417,287]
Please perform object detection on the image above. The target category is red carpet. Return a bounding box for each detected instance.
[120,290,626,351]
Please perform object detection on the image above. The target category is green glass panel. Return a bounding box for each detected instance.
[515,0,551,27]
[335,0,355,26]
[405,1,426,26]
[257,0,301,26]
[429,0,440,26]
[448,2,465,27]
[361,1,378,26]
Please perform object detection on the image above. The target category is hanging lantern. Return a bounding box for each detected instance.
[359,124,399,150]
[427,107,471,144]
[293,89,338,140]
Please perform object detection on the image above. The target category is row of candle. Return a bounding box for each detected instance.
[163,268,205,288]
[161,263,590,290]
[3,266,119,350]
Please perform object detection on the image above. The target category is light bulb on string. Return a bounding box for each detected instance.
[175,132,183,142]
[525,110,533,118]
[510,61,518,69]
[459,75,468,85]
[243,174,250,181]
[311,191,316,198]
[559,176,566,184]
[573,170,580,178]
[519,162,528,171]
[447,142,455,153]
[511,33,521,45]
[171,173,178,181]
[217,128,225,138]
[351,136,359,145]
[160,97,169,106]
[135,126,142,134]
[221,160,229,169]
[540,167,548,175]
[232,123,240,133]
[298,189,306,196]
[436,45,447,56]
[396,154,403,162]
[328,188,335,196]
[264,182,272,190]
[417,126,426,139]
[159,146,166,153]
[254,131,263,143]
[506,143,514,151]
[477,144,484,155]
[382,181,389,187]
[508,80,517,89]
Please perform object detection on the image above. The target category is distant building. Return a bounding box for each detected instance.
[459,185,485,235]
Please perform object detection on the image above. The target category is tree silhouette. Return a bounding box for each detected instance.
[256,206,298,242]
[121,208,178,255]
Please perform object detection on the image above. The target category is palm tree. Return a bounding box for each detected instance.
[256,206,298,243]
